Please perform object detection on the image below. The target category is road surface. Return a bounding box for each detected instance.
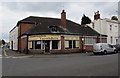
[2,48,119,76]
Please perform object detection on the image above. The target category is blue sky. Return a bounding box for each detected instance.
[0,0,119,42]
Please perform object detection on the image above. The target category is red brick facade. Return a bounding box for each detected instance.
[18,23,35,52]
[18,23,35,36]
[17,24,107,53]
[61,10,67,29]
[20,36,28,53]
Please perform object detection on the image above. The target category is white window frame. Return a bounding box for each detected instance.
[51,40,61,50]
[84,37,96,45]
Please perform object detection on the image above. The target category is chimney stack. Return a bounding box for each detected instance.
[61,10,67,29]
[94,11,100,20]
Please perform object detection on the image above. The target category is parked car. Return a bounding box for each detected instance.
[93,43,116,55]
[113,44,120,52]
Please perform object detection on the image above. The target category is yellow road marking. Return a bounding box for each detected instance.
[12,55,33,58]
[4,50,8,56]
[4,49,33,58]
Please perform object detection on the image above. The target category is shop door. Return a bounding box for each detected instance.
[44,40,50,53]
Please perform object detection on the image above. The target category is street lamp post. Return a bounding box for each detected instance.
[82,37,84,53]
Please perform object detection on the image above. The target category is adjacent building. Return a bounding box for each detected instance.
[118,2,120,44]
[88,11,120,45]
[9,26,18,50]
[118,25,120,44]
[9,10,107,54]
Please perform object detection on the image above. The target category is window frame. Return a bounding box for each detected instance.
[34,40,42,49]
[64,40,80,49]
[51,40,60,50]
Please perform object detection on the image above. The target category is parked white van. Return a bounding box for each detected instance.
[93,43,116,55]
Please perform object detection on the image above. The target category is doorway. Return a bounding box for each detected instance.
[44,40,50,53]
[11,41,13,50]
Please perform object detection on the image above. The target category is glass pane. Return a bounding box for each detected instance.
[35,41,41,49]
[75,41,79,48]
[65,41,69,48]
[52,40,58,49]
[69,40,72,48]
[29,41,33,49]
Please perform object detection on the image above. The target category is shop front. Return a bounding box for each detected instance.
[28,34,81,54]
[28,34,61,54]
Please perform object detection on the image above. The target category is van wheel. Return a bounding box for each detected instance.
[103,51,107,55]
[114,50,117,54]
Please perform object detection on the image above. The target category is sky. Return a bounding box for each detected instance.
[0,0,119,42]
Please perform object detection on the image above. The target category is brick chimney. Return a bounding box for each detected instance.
[61,10,67,29]
[94,11,100,20]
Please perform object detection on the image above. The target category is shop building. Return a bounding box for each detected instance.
[10,10,107,54]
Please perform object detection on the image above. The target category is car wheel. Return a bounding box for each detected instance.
[103,51,107,55]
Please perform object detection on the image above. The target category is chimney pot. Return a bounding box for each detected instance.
[94,11,100,20]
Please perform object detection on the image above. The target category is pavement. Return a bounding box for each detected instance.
[3,48,94,58]
[3,48,34,58]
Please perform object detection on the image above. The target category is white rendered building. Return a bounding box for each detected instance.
[118,2,120,44]
[9,26,18,50]
[88,11,119,45]
[118,24,120,44]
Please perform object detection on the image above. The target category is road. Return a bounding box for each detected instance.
[2,48,119,76]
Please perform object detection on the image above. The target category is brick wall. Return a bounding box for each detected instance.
[19,36,28,53]
[84,45,93,52]
[61,10,67,29]
[18,23,35,52]
[29,50,44,54]
[61,36,65,52]
[18,23,35,36]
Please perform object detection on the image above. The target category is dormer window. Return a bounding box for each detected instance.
[49,25,58,32]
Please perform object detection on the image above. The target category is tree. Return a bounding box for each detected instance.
[0,40,2,46]
[81,14,91,25]
[2,40,5,45]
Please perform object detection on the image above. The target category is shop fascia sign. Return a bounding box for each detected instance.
[29,34,61,40]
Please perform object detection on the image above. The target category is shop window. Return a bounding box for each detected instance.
[85,37,96,45]
[35,41,41,49]
[28,41,33,49]
[73,40,79,48]
[52,40,59,49]
[69,40,72,49]
[65,40,79,49]
[65,41,69,49]
[65,40,72,49]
